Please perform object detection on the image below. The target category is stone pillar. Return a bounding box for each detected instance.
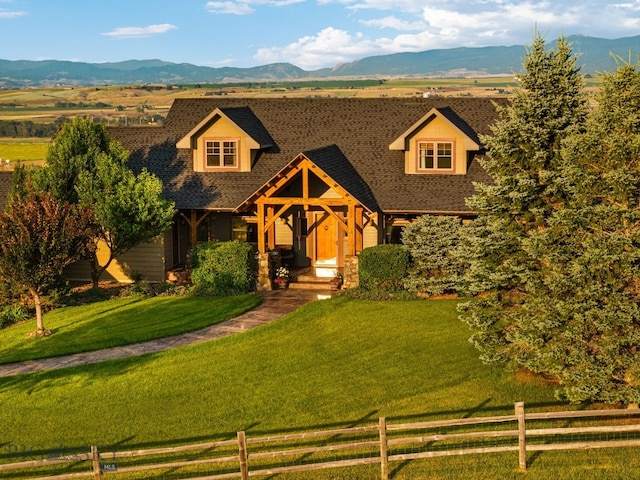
[257,252,272,291]
[343,255,359,289]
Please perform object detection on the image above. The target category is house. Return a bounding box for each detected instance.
[63,97,504,288]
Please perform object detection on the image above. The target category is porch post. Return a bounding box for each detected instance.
[190,210,198,247]
[257,202,266,253]
[355,205,364,255]
[267,206,276,250]
[347,203,356,256]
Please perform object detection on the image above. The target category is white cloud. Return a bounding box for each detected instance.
[360,15,425,31]
[254,0,640,70]
[102,24,177,39]
[255,26,387,69]
[205,0,304,15]
[0,9,27,18]
[205,1,254,14]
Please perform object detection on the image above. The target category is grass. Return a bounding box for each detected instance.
[0,138,49,163]
[0,296,637,479]
[0,293,261,364]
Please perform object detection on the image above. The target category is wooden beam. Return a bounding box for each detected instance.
[318,204,348,232]
[347,203,356,255]
[302,163,309,200]
[257,203,265,253]
[264,201,294,231]
[267,206,275,250]
[355,205,364,254]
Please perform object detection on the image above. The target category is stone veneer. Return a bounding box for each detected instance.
[257,252,273,291]
[343,255,359,289]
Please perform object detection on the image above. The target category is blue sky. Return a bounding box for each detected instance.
[1,0,639,70]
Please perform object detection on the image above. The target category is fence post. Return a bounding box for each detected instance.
[379,417,389,480]
[238,431,249,480]
[515,402,526,471]
[91,445,102,480]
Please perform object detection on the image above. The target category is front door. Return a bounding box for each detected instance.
[314,213,338,272]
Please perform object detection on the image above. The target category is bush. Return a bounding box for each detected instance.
[190,241,257,296]
[401,215,465,296]
[1,304,29,328]
[358,244,409,293]
[121,281,190,298]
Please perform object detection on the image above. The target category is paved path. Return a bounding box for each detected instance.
[0,289,323,378]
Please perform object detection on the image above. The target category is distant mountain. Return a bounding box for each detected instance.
[0,35,637,87]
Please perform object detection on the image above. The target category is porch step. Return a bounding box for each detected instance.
[289,273,332,291]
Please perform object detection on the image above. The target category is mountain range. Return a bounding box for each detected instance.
[1,35,638,87]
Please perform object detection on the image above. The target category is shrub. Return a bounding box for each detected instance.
[1,304,29,328]
[401,215,465,296]
[121,281,190,297]
[358,244,409,293]
[190,241,257,296]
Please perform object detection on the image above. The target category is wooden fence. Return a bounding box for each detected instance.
[3,402,640,479]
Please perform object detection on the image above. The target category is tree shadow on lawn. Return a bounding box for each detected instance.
[0,350,162,396]
[2,296,162,363]
[387,398,568,479]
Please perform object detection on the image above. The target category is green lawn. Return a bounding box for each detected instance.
[0,293,261,363]
[0,296,636,479]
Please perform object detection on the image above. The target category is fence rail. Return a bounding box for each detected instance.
[2,402,640,480]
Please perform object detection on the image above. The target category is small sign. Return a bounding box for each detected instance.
[100,462,118,472]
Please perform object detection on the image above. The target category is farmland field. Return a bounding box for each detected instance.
[0,137,49,164]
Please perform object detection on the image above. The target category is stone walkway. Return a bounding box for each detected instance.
[0,289,324,378]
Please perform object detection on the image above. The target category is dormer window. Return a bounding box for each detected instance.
[390,107,480,175]
[204,138,239,169]
[418,140,454,171]
[177,107,274,173]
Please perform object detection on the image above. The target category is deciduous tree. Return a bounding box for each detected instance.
[76,153,175,288]
[0,190,90,335]
[35,117,175,288]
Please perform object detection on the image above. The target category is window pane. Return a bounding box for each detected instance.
[206,141,221,167]
[419,142,434,169]
[437,143,452,169]
[223,141,237,166]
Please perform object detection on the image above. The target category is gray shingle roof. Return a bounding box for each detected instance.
[110,97,504,214]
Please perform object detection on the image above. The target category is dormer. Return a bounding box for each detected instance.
[176,106,274,173]
[389,107,480,175]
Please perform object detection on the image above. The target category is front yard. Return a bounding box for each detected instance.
[0,295,637,478]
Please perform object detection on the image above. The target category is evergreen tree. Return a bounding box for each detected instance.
[516,59,640,403]
[460,36,589,370]
[401,215,464,296]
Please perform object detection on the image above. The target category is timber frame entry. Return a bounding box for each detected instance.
[238,153,375,259]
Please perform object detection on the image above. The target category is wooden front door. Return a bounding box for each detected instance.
[314,213,338,266]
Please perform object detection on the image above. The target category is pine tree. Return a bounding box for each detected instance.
[460,36,589,368]
[516,59,640,403]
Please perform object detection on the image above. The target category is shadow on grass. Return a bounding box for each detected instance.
[0,351,162,397]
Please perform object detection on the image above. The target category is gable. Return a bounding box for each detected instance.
[176,107,273,173]
[390,107,481,175]
[238,145,377,213]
